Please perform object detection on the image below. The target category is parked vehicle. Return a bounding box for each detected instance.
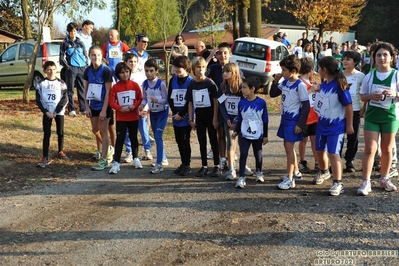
[0,40,62,88]
[230,37,290,94]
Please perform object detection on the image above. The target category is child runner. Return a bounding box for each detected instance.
[181,57,221,177]
[313,56,354,196]
[83,46,114,171]
[35,61,69,167]
[270,55,310,190]
[217,62,243,180]
[139,59,168,174]
[298,58,319,173]
[123,53,153,163]
[108,62,143,174]
[232,77,269,188]
[168,56,194,176]
[358,42,398,195]
[342,51,365,172]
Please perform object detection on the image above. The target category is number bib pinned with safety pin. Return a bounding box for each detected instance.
[86,83,102,101]
[369,84,393,110]
[225,96,240,115]
[117,90,135,107]
[43,84,61,114]
[171,89,186,107]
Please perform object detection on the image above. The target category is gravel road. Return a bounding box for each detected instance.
[1,114,399,266]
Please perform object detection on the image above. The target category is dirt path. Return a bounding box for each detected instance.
[1,115,399,265]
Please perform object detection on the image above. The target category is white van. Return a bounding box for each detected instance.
[230,37,290,94]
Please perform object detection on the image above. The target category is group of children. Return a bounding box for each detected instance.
[35,41,399,196]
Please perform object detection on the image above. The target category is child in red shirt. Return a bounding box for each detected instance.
[109,62,143,174]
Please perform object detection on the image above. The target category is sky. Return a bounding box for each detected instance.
[54,0,114,29]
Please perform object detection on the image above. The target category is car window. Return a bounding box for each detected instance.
[19,43,34,60]
[44,43,61,56]
[281,46,289,58]
[1,45,17,62]
[233,42,268,60]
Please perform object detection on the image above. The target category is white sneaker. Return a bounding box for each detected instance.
[245,165,253,176]
[207,149,213,159]
[133,158,143,169]
[313,170,331,185]
[294,171,303,181]
[329,181,344,196]
[122,152,133,163]
[379,177,397,192]
[69,110,76,117]
[225,169,237,180]
[151,159,169,167]
[106,146,114,164]
[256,171,264,183]
[357,179,372,196]
[278,178,295,190]
[143,149,153,160]
[150,163,163,174]
[149,136,155,143]
[109,162,120,174]
[388,167,399,178]
[235,177,246,188]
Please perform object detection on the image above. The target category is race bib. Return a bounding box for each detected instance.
[347,77,358,98]
[147,90,164,112]
[314,93,329,116]
[43,85,61,113]
[281,87,292,114]
[109,47,122,59]
[369,84,392,110]
[225,96,240,115]
[117,90,135,107]
[86,83,102,101]
[364,57,370,64]
[242,120,261,140]
[308,91,316,107]
[171,89,186,107]
[193,88,211,108]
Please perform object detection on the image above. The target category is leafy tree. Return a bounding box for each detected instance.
[0,0,24,36]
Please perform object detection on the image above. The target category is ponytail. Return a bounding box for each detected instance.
[318,56,348,90]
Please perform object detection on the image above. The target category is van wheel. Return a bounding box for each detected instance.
[32,72,44,89]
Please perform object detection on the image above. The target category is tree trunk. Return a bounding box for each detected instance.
[21,0,32,39]
[23,38,41,103]
[116,0,121,32]
[249,0,261,37]
[238,0,248,37]
[232,3,239,40]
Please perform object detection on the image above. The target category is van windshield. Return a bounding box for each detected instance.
[232,41,268,60]
[37,42,61,57]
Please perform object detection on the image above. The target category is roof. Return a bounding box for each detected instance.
[0,29,23,43]
[150,27,279,49]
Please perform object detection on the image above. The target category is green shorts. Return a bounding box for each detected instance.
[364,120,399,133]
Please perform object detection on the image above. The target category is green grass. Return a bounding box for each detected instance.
[0,88,35,100]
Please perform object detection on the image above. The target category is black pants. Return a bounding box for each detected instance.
[196,116,219,166]
[65,66,86,113]
[174,125,192,166]
[114,120,139,163]
[42,115,64,158]
[344,111,360,162]
[239,137,263,177]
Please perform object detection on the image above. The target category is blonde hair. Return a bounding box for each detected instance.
[191,56,207,75]
[221,63,241,94]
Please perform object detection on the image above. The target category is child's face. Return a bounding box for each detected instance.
[126,58,138,72]
[145,66,158,80]
[375,48,393,69]
[318,66,327,79]
[174,66,188,77]
[194,63,207,78]
[222,70,232,80]
[118,68,131,82]
[44,65,57,80]
[68,29,77,40]
[281,66,296,80]
[218,47,231,65]
[342,57,355,70]
[90,48,103,66]
[241,82,253,97]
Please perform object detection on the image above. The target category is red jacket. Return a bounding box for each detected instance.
[110,80,143,121]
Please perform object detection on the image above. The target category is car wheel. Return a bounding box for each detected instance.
[32,72,44,89]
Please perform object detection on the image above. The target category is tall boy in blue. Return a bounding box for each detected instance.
[270,55,310,190]
[59,22,88,116]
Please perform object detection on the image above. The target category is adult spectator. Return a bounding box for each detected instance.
[59,22,88,116]
[292,39,303,59]
[328,36,338,54]
[340,43,348,55]
[131,33,149,73]
[195,41,217,66]
[77,20,94,55]
[351,39,361,53]
[171,34,188,61]
[300,32,310,48]
[102,29,130,74]
[281,32,291,49]
[311,35,321,62]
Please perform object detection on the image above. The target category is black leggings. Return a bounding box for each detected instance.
[42,115,64,157]
[174,125,192,166]
[239,137,263,177]
[196,116,219,166]
[114,120,139,163]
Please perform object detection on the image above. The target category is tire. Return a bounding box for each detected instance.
[32,72,44,89]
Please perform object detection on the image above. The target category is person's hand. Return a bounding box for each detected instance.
[346,125,354,135]
[370,91,383,101]
[150,97,158,103]
[120,107,130,113]
[294,125,302,134]
[46,111,53,119]
[86,109,92,118]
[99,110,106,121]
[173,114,184,121]
[189,120,197,130]
[212,120,219,129]
[262,137,268,145]
[129,105,135,111]
[227,119,233,128]
[273,73,282,84]
[231,132,238,140]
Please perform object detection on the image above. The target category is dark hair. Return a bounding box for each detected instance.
[318,56,348,91]
[82,20,94,27]
[218,42,231,51]
[372,42,397,68]
[242,76,261,93]
[144,58,159,70]
[172,56,191,73]
[342,50,361,65]
[43,61,56,70]
[135,33,147,45]
[124,53,138,62]
[279,54,301,73]
[304,43,312,52]
[175,34,185,43]
[299,58,314,75]
[115,62,132,78]
[67,22,78,33]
